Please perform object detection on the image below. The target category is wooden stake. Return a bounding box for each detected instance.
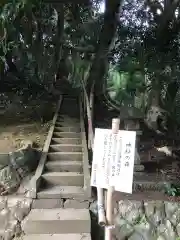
[97,188,106,226]
[105,118,120,240]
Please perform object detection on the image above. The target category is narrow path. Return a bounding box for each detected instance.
[22,95,91,239]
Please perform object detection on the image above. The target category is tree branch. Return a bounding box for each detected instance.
[157,0,180,35]
[146,0,180,48]
[54,4,64,73]
[86,0,123,93]
[146,0,163,19]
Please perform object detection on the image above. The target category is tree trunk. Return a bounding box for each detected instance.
[34,19,43,78]
[54,4,64,79]
[86,0,122,94]
[165,81,179,107]
[5,52,24,81]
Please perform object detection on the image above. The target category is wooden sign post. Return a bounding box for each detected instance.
[91,118,136,240]
[105,118,120,240]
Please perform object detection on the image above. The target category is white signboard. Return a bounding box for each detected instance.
[91,128,136,194]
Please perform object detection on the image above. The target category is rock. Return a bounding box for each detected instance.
[176,223,180,236]
[144,201,155,217]
[9,198,32,222]
[0,165,20,195]
[144,201,165,225]
[134,219,155,240]
[4,219,18,240]
[0,196,7,211]
[0,153,9,170]
[0,197,32,239]
[8,198,22,208]
[113,224,134,240]
[118,200,143,224]
[10,146,39,174]
[164,201,179,218]
[157,236,166,240]
[114,217,127,227]
[170,208,180,226]
[157,220,176,240]
[0,141,40,196]
[16,173,34,195]
[128,232,144,240]
[113,200,180,239]
[0,207,10,227]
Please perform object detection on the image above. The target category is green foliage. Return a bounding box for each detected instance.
[67,54,91,88]
[0,0,62,92]
[0,0,180,130]
[163,183,180,197]
[106,63,146,111]
[0,0,36,60]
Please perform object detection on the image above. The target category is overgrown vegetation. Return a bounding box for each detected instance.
[163,183,180,197]
[1,0,180,136]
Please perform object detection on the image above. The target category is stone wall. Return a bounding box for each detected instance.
[90,200,180,240]
[1,196,180,240]
[0,197,32,240]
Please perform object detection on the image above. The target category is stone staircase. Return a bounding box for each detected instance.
[22,95,91,240]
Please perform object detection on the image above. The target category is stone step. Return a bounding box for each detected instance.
[54,126,81,132]
[60,107,79,111]
[57,115,79,122]
[61,100,78,105]
[59,113,79,117]
[47,152,82,161]
[22,208,91,234]
[53,132,81,138]
[37,186,85,199]
[58,114,80,119]
[32,199,63,209]
[56,120,80,125]
[61,103,79,107]
[51,138,81,145]
[32,198,89,210]
[55,121,80,127]
[49,144,82,152]
[22,234,91,240]
[60,106,79,109]
[45,161,83,172]
[62,100,78,104]
[62,96,78,100]
[42,172,84,186]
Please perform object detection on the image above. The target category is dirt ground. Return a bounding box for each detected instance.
[0,92,57,196]
[0,122,49,152]
[0,92,57,152]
